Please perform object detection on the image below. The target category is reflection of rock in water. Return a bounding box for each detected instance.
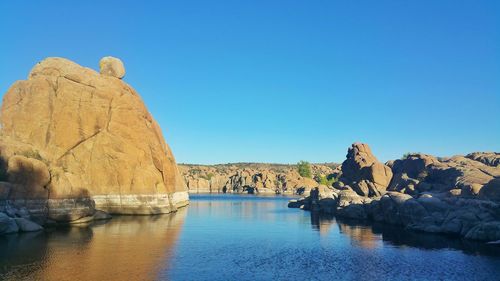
[0,209,187,281]
[310,212,335,236]
[335,218,500,256]
[371,223,500,256]
[0,231,50,279]
[335,219,379,249]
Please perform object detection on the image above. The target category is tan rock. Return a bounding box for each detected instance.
[99,56,125,78]
[339,143,393,197]
[0,57,187,220]
[179,163,335,195]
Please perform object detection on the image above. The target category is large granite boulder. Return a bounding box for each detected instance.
[289,143,500,242]
[387,153,438,194]
[0,57,188,222]
[425,156,499,196]
[466,152,500,167]
[479,178,500,202]
[339,143,393,197]
[388,153,500,198]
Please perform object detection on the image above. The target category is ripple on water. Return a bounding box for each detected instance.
[1,194,499,281]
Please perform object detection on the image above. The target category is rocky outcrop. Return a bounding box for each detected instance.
[466,152,500,167]
[290,143,500,242]
[337,143,393,197]
[179,163,337,195]
[0,204,44,235]
[0,57,188,225]
[387,153,500,197]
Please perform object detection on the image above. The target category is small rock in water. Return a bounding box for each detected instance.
[14,218,43,232]
[0,212,19,234]
[16,207,31,219]
[4,204,17,218]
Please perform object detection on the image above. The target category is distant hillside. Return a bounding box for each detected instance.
[178,162,340,194]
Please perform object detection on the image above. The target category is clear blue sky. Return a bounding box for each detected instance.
[1,1,499,164]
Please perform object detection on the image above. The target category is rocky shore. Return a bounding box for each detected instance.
[289,143,500,243]
[179,163,338,195]
[0,57,188,234]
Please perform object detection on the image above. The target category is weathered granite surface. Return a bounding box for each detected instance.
[179,163,338,195]
[290,143,500,242]
[0,57,188,227]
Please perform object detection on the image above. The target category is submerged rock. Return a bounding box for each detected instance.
[0,213,19,234]
[14,217,43,232]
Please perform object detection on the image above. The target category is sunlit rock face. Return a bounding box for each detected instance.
[339,143,393,197]
[179,163,337,195]
[0,57,188,221]
[290,143,500,242]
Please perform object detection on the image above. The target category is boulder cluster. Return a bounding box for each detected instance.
[290,143,500,242]
[0,57,188,232]
[180,163,336,195]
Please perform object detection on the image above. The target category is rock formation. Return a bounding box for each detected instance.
[289,143,500,242]
[338,143,393,197]
[0,57,188,228]
[99,56,126,79]
[179,163,337,195]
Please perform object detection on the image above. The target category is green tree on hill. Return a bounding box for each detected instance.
[297,160,312,178]
[316,174,337,186]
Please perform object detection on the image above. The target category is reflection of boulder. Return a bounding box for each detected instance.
[290,142,500,242]
[0,57,188,222]
[0,210,186,280]
[336,220,378,249]
[333,218,499,255]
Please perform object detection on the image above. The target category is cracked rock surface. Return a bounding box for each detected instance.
[0,57,188,222]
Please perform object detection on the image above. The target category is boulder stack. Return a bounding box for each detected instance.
[289,143,500,242]
[0,57,188,223]
[339,143,393,197]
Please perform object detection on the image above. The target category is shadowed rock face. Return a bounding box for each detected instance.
[290,143,500,242]
[0,57,188,222]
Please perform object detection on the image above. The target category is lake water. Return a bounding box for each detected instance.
[1,194,499,280]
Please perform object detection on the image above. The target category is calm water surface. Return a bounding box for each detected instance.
[1,194,499,280]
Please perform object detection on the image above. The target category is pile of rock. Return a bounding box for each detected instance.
[290,143,500,242]
[0,203,43,235]
[336,143,393,197]
[179,163,336,194]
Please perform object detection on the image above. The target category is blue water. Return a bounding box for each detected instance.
[1,194,499,280]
